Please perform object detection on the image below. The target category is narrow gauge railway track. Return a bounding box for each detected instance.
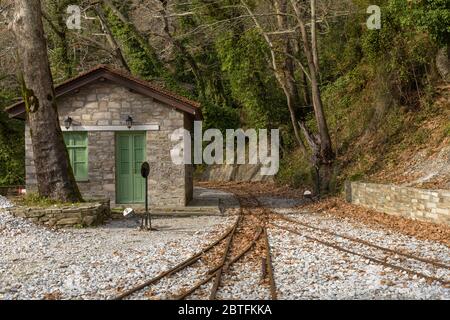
[114,182,448,300]
[274,214,450,271]
[114,218,238,300]
[216,184,450,288]
[114,195,278,300]
[272,222,450,287]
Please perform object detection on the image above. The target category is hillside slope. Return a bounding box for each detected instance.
[345,83,450,189]
[277,0,450,192]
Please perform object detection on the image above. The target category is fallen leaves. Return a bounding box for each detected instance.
[197,181,306,200]
[43,290,62,300]
[143,289,157,299]
[300,197,450,246]
[380,279,395,286]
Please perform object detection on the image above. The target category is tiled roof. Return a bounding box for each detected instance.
[5,64,201,119]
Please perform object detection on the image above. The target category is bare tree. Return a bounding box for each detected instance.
[12,0,82,202]
[291,2,333,145]
[241,0,308,153]
[94,4,130,71]
[240,0,334,192]
[156,0,206,95]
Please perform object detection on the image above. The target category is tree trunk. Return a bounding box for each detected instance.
[158,0,206,95]
[291,0,334,164]
[310,0,319,74]
[294,5,334,162]
[103,0,164,77]
[13,0,82,202]
[289,0,335,194]
[273,0,308,154]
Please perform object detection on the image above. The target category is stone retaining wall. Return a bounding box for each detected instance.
[346,182,450,226]
[8,200,110,227]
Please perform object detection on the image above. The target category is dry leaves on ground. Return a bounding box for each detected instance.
[300,197,450,246]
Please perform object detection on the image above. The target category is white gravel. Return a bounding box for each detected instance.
[1,192,449,300]
[269,209,450,300]
[0,195,12,209]
[0,205,232,300]
[214,255,271,300]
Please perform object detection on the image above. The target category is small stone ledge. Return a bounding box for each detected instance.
[8,199,110,228]
[346,182,450,226]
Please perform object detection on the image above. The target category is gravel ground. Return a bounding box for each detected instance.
[269,208,450,300]
[1,193,449,300]
[214,255,271,300]
[0,195,232,300]
[0,195,13,209]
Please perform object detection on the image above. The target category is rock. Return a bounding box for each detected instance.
[436,47,450,83]
[56,218,80,226]
[82,216,96,226]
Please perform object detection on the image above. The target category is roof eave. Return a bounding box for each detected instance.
[4,66,202,120]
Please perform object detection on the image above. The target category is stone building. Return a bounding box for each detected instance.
[5,65,201,207]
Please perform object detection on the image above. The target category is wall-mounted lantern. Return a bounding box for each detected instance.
[64,116,73,130]
[126,116,133,129]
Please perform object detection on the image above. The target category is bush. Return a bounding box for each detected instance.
[19,193,63,207]
[276,150,315,189]
[0,90,24,186]
[18,192,86,207]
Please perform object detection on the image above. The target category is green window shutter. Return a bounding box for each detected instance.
[63,132,88,181]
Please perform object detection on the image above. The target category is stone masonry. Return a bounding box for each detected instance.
[25,80,194,207]
[8,200,110,227]
[346,182,450,226]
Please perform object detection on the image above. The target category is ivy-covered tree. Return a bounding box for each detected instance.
[12,0,82,201]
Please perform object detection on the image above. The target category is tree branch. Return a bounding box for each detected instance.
[94,4,130,71]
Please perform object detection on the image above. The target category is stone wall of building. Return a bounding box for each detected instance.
[184,114,194,204]
[346,182,450,226]
[8,200,110,227]
[25,80,193,207]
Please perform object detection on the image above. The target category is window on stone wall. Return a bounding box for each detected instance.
[63,132,88,182]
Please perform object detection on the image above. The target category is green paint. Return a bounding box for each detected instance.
[63,132,88,181]
[115,132,146,204]
[19,73,38,114]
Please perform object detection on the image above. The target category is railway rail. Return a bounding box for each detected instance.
[114,194,278,300]
[114,184,449,300]
[219,184,450,289]
[274,214,450,271]
[271,221,450,286]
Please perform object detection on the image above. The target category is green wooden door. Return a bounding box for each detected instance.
[116,132,146,203]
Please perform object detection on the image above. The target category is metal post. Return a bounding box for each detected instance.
[145,172,151,230]
[140,161,155,231]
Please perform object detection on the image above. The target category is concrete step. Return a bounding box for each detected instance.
[111,204,222,218]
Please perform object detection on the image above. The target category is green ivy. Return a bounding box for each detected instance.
[0,90,24,186]
[215,30,289,129]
